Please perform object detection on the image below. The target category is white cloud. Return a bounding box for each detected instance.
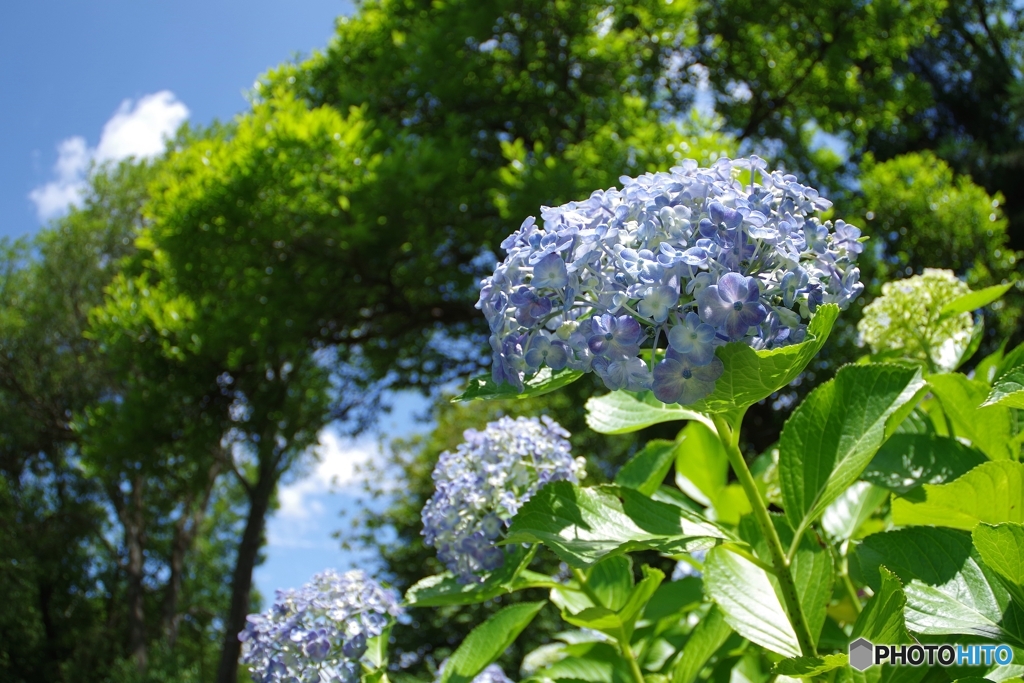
[95,91,189,162]
[28,137,90,220]
[29,90,189,221]
[276,431,377,521]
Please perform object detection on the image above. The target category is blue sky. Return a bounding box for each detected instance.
[256,391,431,600]
[0,0,437,599]
[0,0,351,239]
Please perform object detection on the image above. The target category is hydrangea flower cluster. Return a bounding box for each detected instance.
[671,548,708,581]
[858,268,974,372]
[422,416,585,583]
[477,157,864,405]
[239,569,402,683]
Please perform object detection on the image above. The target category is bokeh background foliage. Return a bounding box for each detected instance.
[0,0,1021,681]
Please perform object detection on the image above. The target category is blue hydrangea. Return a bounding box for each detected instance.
[239,569,403,683]
[671,548,709,581]
[422,416,586,583]
[477,157,864,404]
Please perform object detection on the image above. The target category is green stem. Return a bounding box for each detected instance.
[837,542,862,615]
[786,523,808,564]
[842,571,863,615]
[918,341,956,439]
[528,580,575,590]
[711,413,817,657]
[570,567,646,683]
[570,567,603,606]
[623,643,647,683]
[941,409,956,439]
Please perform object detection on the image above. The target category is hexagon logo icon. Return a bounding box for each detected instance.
[849,638,874,671]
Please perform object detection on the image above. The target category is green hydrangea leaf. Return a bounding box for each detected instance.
[584,390,712,435]
[585,305,839,431]
[739,515,834,646]
[855,527,1024,647]
[862,433,987,495]
[439,601,546,683]
[405,546,548,607]
[614,439,678,496]
[684,303,840,414]
[928,373,1015,460]
[973,522,1024,607]
[851,567,912,645]
[668,605,733,683]
[940,282,1013,317]
[891,461,1024,529]
[703,545,801,657]
[583,555,634,612]
[557,566,663,643]
[642,576,704,622]
[779,363,925,535]
[675,421,729,507]
[523,642,633,683]
[773,654,849,678]
[452,367,583,402]
[821,482,890,542]
[505,482,729,568]
[982,366,1024,409]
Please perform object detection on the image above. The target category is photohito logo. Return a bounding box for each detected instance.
[848,638,1015,671]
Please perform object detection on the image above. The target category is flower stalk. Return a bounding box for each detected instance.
[711,413,817,657]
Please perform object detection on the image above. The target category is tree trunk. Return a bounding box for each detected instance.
[215,467,277,683]
[162,459,221,646]
[123,475,148,672]
[37,580,63,682]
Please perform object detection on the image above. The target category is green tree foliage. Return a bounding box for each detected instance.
[266,0,735,385]
[0,161,153,682]
[860,152,1016,281]
[106,98,387,682]
[691,0,944,182]
[856,152,1021,341]
[0,159,240,683]
[870,0,1024,250]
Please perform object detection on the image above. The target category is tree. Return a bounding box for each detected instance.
[871,0,1024,251]
[106,97,376,683]
[691,0,944,185]
[0,158,241,683]
[0,160,153,682]
[267,0,735,386]
[106,4,734,679]
[692,0,1024,273]
[855,151,1021,342]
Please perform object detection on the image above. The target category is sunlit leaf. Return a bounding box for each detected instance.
[439,601,546,683]
[779,364,925,534]
[940,282,1013,317]
[892,461,1024,529]
[506,482,729,568]
[453,367,583,402]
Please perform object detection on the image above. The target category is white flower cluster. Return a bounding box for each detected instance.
[858,268,974,371]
